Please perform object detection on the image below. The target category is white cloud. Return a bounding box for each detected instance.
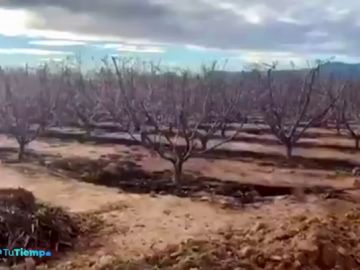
[29,40,87,46]
[326,6,350,21]
[0,48,73,56]
[100,43,165,53]
[0,8,35,36]
[232,50,307,68]
[210,2,271,24]
[40,57,65,62]
[0,8,133,43]
[25,29,125,42]
[184,44,211,51]
[306,30,328,38]
[277,17,305,25]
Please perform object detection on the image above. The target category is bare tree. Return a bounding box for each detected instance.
[258,64,343,158]
[35,65,61,131]
[341,82,360,149]
[63,71,105,137]
[109,58,243,183]
[193,66,246,150]
[320,75,346,133]
[0,67,57,160]
[324,104,344,134]
[97,64,129,131]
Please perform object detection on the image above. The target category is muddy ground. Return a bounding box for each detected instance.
[0,125,359,269]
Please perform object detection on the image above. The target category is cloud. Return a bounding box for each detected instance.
[0,8,35,37]
[29,40,87,46]
[0,48,73,56]
[185,44,214,52]
[40,57,65,62]
[99,43,165,53]
[231,50,306,67]
[2,1,360,62]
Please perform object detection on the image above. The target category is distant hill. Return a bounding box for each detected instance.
[213,62,360,80]
[318,62,360,79]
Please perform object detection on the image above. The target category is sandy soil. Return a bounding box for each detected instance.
[45,195,358,269]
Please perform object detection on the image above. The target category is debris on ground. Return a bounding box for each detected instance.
[98,207,360,270]
[0,188,79,267]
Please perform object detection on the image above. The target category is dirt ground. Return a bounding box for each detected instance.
[0,127,359,269]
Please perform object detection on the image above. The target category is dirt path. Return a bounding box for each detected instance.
[0,164,127,212]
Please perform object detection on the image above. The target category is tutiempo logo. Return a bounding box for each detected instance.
[0,248,52,258]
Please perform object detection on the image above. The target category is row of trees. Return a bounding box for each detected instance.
[0,60,357,182]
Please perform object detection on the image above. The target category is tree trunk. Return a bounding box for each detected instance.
[18,142,26,161]
[173,160,183,184]
[134,124,140,132]
[140,131,147,144]
[285,143,293,159]
[335,119,341,135]
[200,137,208,150]
[85,125,92,137]
[336,125,340,134]
[168,125,173,135]
[221,124,227,138]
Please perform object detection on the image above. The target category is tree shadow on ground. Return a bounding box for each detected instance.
[197,148,358,172]
[39,131,359,172]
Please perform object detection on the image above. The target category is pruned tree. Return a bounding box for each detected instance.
[97,63,129,131]
[0,67,57,160]
[35,65,61,131]
[109,58,244,183]
[63,72,105,137]
[341,82,360,149]
[319,75,346,133]
[324,104,344,134]
[258,64,343,158]
[193,65,246,150]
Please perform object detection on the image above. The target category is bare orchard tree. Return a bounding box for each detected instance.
[324,102,344,133]
[35,65,61,131]
[64,71,105,137]
[97,64,130,131]
[110,58,243,183]
[340,82,360,149]
[258,64,344,158]
[0,67,57,160]
[319,75,346,133]
[193,65,245,150]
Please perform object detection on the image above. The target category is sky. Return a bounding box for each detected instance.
[1,0,360,70]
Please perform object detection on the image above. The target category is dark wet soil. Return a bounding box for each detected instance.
[48,156,336,205]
